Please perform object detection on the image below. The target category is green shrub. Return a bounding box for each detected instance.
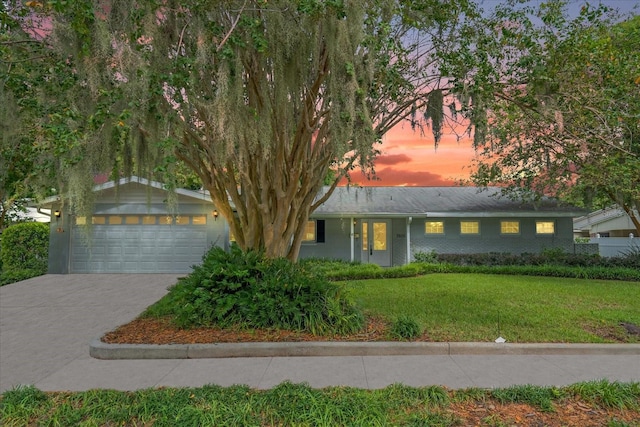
[412,250,438,263]
[0,269,44,286]
[0,222,49,274]
[146,246,364,334]
[390,315,422,340]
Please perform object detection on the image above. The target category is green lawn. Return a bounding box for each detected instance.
[346,274,640,343]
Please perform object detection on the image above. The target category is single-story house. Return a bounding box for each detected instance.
[573,207,638,238]
[42,177,584,273]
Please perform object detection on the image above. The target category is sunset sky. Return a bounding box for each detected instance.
[344,125,477,187]
[343,0,637,188]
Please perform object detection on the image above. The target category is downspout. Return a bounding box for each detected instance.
[406,216,412,265]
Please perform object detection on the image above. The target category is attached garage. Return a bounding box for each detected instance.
[45,177,227,274]
[70,215,210,273]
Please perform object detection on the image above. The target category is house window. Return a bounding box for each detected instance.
[536,221,555,235]
[425,221,444,234]
[92,216,106,225]
[501,221,520,234]
[362,221,368,250]
[301,220,326,243]
[75,216,87,225]
[109,215,123,225]
[460,221,480,235]
[303,220,316,242]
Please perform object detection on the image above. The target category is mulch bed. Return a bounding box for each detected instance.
[102,316,419,344]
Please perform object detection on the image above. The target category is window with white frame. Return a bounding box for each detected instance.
[500,221,520,234]
[536,221,555,235]
[425,221,444,234]
[460,221,480,235]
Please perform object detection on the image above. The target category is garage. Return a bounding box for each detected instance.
[70,214,210,273]
[44,177,227,274]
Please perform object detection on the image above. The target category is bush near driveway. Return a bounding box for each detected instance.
[0,222,49,286]
[144,246,364,334]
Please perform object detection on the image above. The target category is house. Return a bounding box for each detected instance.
[573,207,639,257]
[42,177,584,273]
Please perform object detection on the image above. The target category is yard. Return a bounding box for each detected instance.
[105,273,640,344]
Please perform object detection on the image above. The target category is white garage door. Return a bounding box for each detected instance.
[71,214,209,273]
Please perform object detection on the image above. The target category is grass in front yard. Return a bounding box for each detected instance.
[346,274,640,343]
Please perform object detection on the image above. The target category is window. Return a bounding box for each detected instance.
[75,216,87,225]
[125,216,139,225]
[192,216,207,225]
[175,216,190,225]
[142,216,156,225]
[362,221,368,250]
[92,216,106,225]
[536,221,555,235]
[303,220,316,242]
[373,222,387,250]
[425,221,444,234]
[109,215,123,225]
[501,221,520,234]
[460,221,480,235]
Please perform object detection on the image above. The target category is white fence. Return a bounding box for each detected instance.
[589,237,639,258]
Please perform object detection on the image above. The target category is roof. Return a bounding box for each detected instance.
[39,176,210,207]
[312,186,585,218]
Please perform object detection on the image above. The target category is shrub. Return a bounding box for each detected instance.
[390,315,422,340]
[0,222,49,274]
[147,246,364,335]
[0,269,44,286]
[412,250,438,263]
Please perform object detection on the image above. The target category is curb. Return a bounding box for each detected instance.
[90,339,640,360]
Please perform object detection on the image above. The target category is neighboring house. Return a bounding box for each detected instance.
[573,207,639,257]
[42,177,584,273]
[573,207,638,238]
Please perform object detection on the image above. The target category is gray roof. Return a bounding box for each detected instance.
[312,187,585,218]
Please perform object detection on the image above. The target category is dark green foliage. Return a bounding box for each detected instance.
[0,269,44,286]
[0,222,49,285]
[390,315,422,340]
[436,251,640,269]
[146,246,364,334]
[568,380,640,410]
[301,257,640,282]
[490,385,563,412]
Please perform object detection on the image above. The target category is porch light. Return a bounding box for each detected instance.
[54,210,61,220]
[212,210,219,221]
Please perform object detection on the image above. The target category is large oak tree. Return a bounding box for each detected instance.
[446,1,640,234]
[21,0,474,260]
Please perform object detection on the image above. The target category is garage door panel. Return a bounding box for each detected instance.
[71,218,209,273]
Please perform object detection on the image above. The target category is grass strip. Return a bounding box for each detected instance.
[2,381,639,426]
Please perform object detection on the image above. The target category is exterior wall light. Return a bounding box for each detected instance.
[212,210,219,221]
[54,210,62,220]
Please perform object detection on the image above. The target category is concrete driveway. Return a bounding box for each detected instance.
[0,274,177,392]
[1,274,639,393]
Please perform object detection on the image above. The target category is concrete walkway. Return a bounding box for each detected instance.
[1,275,639,393]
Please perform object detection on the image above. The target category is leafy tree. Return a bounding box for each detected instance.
[0,1,76,231]
[24,0,474,260]
[446,1,640,234]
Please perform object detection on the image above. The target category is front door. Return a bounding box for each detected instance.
[361,220,392,266]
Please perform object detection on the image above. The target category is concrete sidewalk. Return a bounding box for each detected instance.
[1,275,639,393]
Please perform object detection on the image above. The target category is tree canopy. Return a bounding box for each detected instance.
[446,1,640,233]
[8,0,475,259]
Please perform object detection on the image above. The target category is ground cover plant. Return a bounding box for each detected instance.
[143,246,363,335]
[2,381,639,426]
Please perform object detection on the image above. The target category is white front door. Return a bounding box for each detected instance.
[361,220,392,266]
